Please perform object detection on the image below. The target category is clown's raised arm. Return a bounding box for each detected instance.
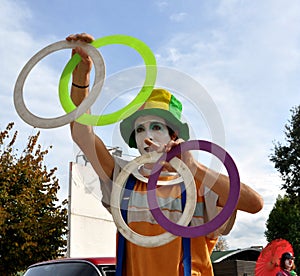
[68,33,263,215]
[67,33,115,183]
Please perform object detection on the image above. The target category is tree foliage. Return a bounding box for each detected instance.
[265,195,300,269]
[266,105,300,270]
[270,105,300,201]
[0,123,68,275]
[214,236,229,251]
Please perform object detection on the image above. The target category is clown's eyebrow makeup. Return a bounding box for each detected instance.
[135,121,167,133]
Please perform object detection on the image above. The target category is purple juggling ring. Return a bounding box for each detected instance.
[147,140,240,238]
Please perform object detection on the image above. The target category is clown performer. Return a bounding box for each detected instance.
[67,33,264,275]
[276,252,298,276]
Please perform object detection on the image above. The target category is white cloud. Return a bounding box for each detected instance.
[155,0,169,11]
[228,212,267,248]
[0,0,31,30]
[169,12,187,22]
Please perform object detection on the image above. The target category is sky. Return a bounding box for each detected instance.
[1,0,300,251]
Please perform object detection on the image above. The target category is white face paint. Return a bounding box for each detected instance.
[134,115,171,155]
[284,258,294,270]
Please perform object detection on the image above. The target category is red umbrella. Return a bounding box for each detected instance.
[255,239,294,276]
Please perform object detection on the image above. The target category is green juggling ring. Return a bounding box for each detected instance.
[59,35,157,126]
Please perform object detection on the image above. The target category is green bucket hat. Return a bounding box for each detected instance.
[120,88,190,148]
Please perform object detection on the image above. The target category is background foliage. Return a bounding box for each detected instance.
[266,106,300,270]
[0,123,68,275]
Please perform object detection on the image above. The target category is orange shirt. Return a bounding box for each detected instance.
[120,178,217,275]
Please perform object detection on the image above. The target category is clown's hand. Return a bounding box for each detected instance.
[66,33,94,85]
[144,138,197,174]
[167,138,197,174]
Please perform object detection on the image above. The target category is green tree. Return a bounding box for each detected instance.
[265,195,300,269]
[270,105,300,201]
[266,105,300,270]
[0,123,68,275]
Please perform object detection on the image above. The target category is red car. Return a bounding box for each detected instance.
[23,257,116,276]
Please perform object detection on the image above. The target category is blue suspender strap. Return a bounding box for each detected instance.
[180,183,191,276]
[116,174,136,276]
[116,231,125,276]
